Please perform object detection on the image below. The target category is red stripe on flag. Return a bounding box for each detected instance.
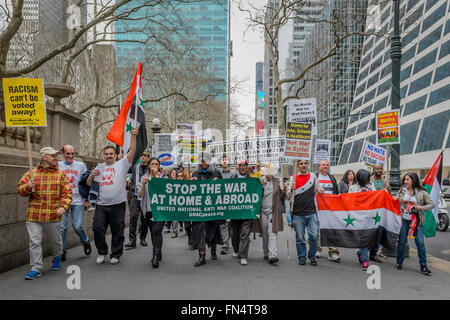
[316,190,401,215]
[107,62,142,146]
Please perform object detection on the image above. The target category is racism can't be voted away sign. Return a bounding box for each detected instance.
[2,78,47,127]
[148,178,262,221]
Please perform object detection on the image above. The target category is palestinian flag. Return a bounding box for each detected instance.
[422,152,443,238]
[107,62,147,166]
[316,191,401,250]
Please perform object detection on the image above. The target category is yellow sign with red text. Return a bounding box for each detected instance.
[376,110,400,145]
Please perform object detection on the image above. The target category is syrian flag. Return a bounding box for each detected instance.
[422,152,443,238]
[316,191,401,250]
[107,62,147,166]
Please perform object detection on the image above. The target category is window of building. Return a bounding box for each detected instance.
[356,121,369,134]
[346,126,356,139]
[401,44,416,64]
[422,2,446,33]
[415,110,450,153]
[364,88,377,104]
[413,48,438,75]
[355,82,366,96]
[403,3,423,31]
[418,25,443,53]
[374,96,389,113]
[359,105,373,120]
[380,63,391,80]
[338,142,352,165]
[403,25,420,45]
[401,64,412,82]
[439,39,450,59]
[403,94,427,116]
[425,0,439,11]
[370,57,383,73]
[367,72,380,88]
[428,84,450,108]
[433,61,450,84]
[445,19,450,35]
[348,139,364,163]
[366,134,376,144]
[400,120,420,155]
[408,72,432,96]
[377,79,391,96]
[358,67,369,82]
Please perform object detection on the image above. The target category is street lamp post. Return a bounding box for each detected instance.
[389,0,402,194]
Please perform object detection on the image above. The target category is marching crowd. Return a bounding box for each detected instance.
[17,128,435,280]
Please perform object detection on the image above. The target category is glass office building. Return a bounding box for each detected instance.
[335,0,450,177]
[115,1,228,100]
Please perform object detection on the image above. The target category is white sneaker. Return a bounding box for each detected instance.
[96,255,106,264]
[328,253,341,263]
[232,252,239,258]
[240,258,248,265]
[110,257,120,265]
[315,251,322,258]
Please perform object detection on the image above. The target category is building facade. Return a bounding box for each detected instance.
[255,61,264,135]
[335,0,450,178]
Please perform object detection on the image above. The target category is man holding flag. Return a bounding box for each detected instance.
[86,62,146,265]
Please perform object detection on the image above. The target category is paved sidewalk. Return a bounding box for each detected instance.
[1,224,449,300]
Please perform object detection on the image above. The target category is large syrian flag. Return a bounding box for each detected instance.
[316,191,401,250]
[107,62,147,166]
[422,152,443,238]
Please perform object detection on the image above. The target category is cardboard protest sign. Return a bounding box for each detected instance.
[2,78,47,127]
[361,141,386,167]
[314,139,331,164]
[287,98,317,135]
[376,110,400,145]
[283,122,312,160]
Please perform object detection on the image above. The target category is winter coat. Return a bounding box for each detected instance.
[257,177,285,233]
[396,187,435,225]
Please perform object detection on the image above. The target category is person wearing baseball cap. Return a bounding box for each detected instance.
[18,147,72,280]
[190,152,223,267]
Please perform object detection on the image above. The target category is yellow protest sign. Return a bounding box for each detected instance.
[2,78,47,127]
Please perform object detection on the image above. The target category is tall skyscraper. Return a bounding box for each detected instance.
[115,1,228,100]
[336,0,450,176]
[285,0,367,165]
[255,61,264,135]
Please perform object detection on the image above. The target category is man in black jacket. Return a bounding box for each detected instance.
[315,159,341,262]
[190,152,223,267]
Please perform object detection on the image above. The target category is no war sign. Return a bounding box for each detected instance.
[148,178,263,221]
[2,78,47,127]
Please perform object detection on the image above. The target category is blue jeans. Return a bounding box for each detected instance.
[61,205,89,254]
[359,248,369,263]
[292,214,320,260]
[285,199,292,224]
[397,218,427,266]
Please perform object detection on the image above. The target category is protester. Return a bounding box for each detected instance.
[175,171,192,247]
[218,155,236,255]
[230,159,256,266]
[338,170,355,194]
[58,145,91,262]
[139,157,166,268]
[86,127,138,265]
[18,147,72,280]
[169,168,182,238]
[371,163,391,193]
[178,164,189,180]
[393,172,435,275]
[190,152,223,267]
[259,163,285,264]
[125,150,150,250]
[250,162,261,178]
[290,160,324,266]
[315,159,340,262]
[281,177,292,227]
[349,169,376,271]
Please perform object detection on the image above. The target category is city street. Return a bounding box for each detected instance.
[1,220,449,300]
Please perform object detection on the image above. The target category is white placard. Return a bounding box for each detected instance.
[314,139,331,164]
[287,98,317,135]
[360,140,386,167]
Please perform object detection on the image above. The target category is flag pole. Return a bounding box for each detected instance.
[386,145,390,184]
[290,160,298,211]
[134,75,140,129]
[118,94,123,156]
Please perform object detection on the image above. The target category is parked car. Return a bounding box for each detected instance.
[437,195,449,232]
[442,178,450,199]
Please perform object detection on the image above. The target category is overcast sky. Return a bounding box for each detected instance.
[230,0,266,119]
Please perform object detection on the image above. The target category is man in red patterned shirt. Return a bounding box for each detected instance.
[18,147,72,280]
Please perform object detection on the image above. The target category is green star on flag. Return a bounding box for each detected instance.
[126,121,133,132]
[343,214,356,227]
[373,212,381,225]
